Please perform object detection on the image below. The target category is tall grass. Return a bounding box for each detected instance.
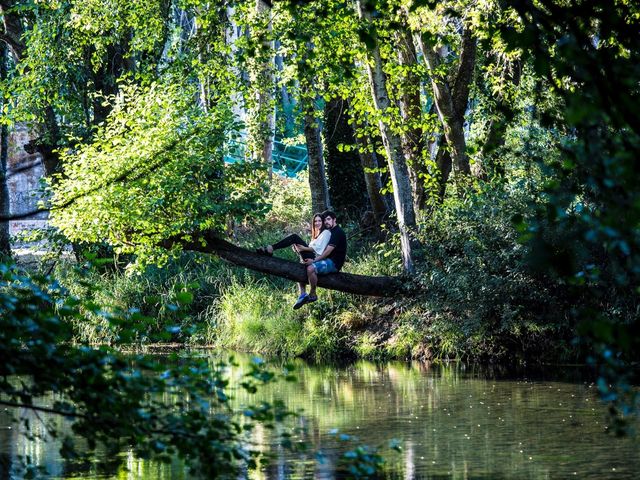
[55,254,237,344]
[215,276,350,361]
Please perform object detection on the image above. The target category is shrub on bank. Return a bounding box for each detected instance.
[412,181,575,362]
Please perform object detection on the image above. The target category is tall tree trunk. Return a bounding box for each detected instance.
[349,108,389,225]
[0,0,25,61]
[0,43,11,256]
[411,22,477,181]
[274,41,296,137]
[435,138,452,203]
[324,98,369,218]
[357,0,417,273]
[225,7,248,127]
[247,0,276,173]
[2,0,62,177]
[395,27,427,212]
[303,91,330,213]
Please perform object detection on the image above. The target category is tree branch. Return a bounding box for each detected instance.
[0,399,85,419]
[452,26,477,119]
[164,231,406,297]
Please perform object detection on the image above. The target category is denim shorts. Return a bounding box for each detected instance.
[312,259,337,275]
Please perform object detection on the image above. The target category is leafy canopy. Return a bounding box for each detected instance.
[48,81,269,266]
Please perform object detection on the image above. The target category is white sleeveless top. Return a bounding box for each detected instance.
[308,229,331,256]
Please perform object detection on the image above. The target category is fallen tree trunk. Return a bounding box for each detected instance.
[170,231,405,297]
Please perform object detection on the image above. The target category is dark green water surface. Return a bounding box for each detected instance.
[1,354,638,479]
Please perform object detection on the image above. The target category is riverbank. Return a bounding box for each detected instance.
[10,177,580,365]
[34,177,615,365]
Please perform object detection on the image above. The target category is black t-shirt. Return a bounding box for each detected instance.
[327,225,347,271]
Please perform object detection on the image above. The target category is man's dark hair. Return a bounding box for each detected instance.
[322,210,337,221]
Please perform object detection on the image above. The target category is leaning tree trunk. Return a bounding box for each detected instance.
[357,0,417,273]
[163,232,404,297]
[396,27,427,212]
[411,23,476,180]
[0,43,11,257]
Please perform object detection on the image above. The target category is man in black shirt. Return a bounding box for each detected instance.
[293,210,347,309]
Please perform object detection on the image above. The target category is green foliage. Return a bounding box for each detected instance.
[217,277,307,356]
[216,275,350,361]
[385,314,424,360]
[3,0,638,438]
[480,0,640,431]
[414,178,574,361]
[263,173,312,233]
[49,82,268,267]
[0,261,295,478]
[354,331,382,361]
[55,254,236,345]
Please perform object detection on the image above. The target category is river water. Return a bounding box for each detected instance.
[1,353,638,479]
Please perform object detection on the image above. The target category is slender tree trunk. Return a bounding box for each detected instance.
[357,1,417,273]
[350,108,389,225]
[0,43,11,257]
[303,91,330,213]
[435,138,452,202]
[2,0,62,177]
[274,41,296,137]
[395,27,427,211]
[411,22,477,180]
[225,7,248,127]
[324,98,368,217]
[248,0,276,173]
[0,0,25,61]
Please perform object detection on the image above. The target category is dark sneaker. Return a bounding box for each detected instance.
[255,246,273,256]
[307,295,318,304]
[293,293,309,310]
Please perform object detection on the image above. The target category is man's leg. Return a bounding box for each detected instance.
[307,264,318,298]
[297,282,306,295]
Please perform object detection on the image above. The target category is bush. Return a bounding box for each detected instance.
[216,277,306,356]
[413,179,574,362]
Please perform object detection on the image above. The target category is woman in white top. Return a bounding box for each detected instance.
[256,213,331,308]
[256,213,330,261]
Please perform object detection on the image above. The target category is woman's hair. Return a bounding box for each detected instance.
[310,213,325,240]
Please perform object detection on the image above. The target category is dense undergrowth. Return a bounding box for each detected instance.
[50,172,597,365]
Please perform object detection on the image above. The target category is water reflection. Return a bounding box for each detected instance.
[1,355,639,479]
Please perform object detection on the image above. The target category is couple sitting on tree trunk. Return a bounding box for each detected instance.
[256,211,347,309]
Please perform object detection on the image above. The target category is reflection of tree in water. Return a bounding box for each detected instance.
[3,355,638,479]
[224,355,640,479]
